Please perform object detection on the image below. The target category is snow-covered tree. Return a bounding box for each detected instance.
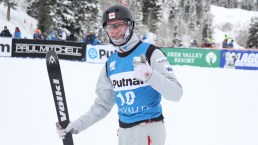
[26,0,55,36]
[210,0,238,8]
[155,0,178,46]
[247,16,258,48]
[26,0,38,18]
[200,1,213,39]
[52,0,101,39]
[240,0,255,10]
[210,0,258,10]
[75,0,102,37]
[163,0,212,47]
[38,0,55,36]
[142,0,162,33]
[0,0,18,21]
[127,0,148,39]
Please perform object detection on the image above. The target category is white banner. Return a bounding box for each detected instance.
[0,37,12,57]
[86,44,117,63]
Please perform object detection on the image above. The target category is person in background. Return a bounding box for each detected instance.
[227,39,234,48]
[142,34,147,41]
[46,30,58,40]
[58,28,67,40]
[248,42,256,49]
[206,37,213,48]
[189,39,199,47]
[0,26,12,37]
[67,33,77,41]
[56,4,183,145]
[13,27,22,39]
[83,32,101,45]
[224,34,229,40]
[201,38,213,48]
[33,28,43,40]
[222,38,228,48]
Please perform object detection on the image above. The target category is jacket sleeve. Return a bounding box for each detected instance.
[72,65,115,132]
[146,49,183,102]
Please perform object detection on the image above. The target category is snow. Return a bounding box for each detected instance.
[210,5,258,49]
[0,57,258,145]
[0,3,38,39]
[1,3,258,145]
[151,4,258,48]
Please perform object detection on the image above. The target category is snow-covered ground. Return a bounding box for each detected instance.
[0,57,258,145]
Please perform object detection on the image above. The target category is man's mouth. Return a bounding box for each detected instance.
[113,35,122,40]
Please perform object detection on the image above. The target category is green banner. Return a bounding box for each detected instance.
[161,48,220,67]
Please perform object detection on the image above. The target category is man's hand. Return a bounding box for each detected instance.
[56,122,78,139]
[134,54,152,82]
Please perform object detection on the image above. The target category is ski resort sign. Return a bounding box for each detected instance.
[161,48,220,68]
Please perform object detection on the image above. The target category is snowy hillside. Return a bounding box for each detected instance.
[210,5,258,49]
[0,3,37,39]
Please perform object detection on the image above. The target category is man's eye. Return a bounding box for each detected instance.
[116,24,121,27]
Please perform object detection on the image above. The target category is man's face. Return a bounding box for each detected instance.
[104,19,128,40]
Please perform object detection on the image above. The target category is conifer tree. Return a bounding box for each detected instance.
[0,0,18,21]
[142,0,162,33]
[26,0,55,36]
[247,17,258,48]
[52,0,101,38]
[127,0,148,38]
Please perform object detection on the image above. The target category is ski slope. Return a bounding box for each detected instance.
[0,3,37,39]
[0,57,258,145]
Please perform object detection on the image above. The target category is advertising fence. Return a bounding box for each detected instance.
[86,44,117,63]
[1,37,258,71]
[0,37,12,57]
[221,50,258,70]
[11,39,86,61]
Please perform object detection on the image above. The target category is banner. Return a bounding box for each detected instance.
[86,44,117,63]
[161,48,220,68]
[221,50,258,70]
[12,39,86,61]
[0,37,12,57]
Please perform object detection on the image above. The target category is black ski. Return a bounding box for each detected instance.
[46,50,74,145]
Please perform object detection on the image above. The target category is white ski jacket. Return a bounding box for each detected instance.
[71,34,183,133]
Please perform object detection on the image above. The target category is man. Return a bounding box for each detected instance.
[83,32,101,45]
[33,29,43,40]
[222,38,228,48]
[58,28,67,40]
[227,39,234,48]
[0,26,12,37]
[56,4,183,145]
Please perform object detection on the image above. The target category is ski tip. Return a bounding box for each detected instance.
[46,50,59,66]
[46,50,56,56]
[46,50,58,59]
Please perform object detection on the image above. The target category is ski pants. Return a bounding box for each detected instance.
[118,120,166,145]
